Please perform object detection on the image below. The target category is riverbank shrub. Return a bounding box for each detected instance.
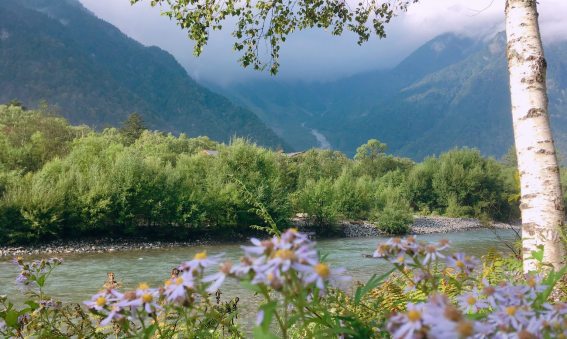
[0,105,525,244]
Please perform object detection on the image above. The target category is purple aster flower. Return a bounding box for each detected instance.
[84,291,114,312]
[456,288,488,313]
[446,252,475,274]
[178,250,225,273]
[164,271,195,302]
[422,244,446,265]
[203,259,233,293]
[297,262,350,292]
[488,305,534,331]
[388,302,425,339]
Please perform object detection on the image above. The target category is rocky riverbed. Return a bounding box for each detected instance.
[1,217,520,257]
[300,216,521,238]
[0,237,216,258]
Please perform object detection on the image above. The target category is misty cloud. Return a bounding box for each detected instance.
[77,0,567,85]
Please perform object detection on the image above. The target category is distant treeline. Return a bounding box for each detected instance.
[0,102,557,244]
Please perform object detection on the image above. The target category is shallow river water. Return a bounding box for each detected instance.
[0,229,518,326]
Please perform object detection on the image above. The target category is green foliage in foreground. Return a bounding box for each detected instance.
[0,104,529,244]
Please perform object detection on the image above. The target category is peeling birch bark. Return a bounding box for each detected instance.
[505,0,565,273]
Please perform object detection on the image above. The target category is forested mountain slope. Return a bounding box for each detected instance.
[0,0,292,150]
[211,32,567,159]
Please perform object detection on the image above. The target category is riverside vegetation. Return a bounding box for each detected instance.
[2,229,567,338]
[2,101,564,245]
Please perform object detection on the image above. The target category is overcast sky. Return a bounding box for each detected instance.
[77,0,567,85]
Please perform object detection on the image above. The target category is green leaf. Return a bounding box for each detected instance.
[241,280,263,293]
[5,310,18,327]
[37,274,46,288]
[253,325,279,339]
[143,324,159,339]
[355,268,395,306]
[531,249,544,263]
[258,301,278,333]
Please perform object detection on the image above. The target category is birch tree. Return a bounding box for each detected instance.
[505,0,565,272]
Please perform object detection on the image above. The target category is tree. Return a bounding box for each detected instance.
[354,139,388,161]
[6,99,26,111]
[120,112,147,145]
[131,0,418,74]
[505,0,565,272]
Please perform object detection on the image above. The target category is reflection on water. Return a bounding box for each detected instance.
[0,229,517,326]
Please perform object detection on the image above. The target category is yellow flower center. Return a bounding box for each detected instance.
[288,228,298,233]
[194,251,207,260]
[315,264,330,278]
[467,297,476,305]
[274,249,296,261]
[176,278,184,286]
[527,279,536,288]
[138,283,149,290]
[507,306,517,316]
[165,280,172,286]
[456,321,474,337]
[397,256,405,263]
[426,245,437,253]
[407,310,421,322]
[96,296,107,307]
[141,293,153,303]
[268,273,275,281]
[456,260,465,268]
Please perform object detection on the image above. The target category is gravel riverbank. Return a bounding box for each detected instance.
[337,216,520,237]
[1,217,520,257]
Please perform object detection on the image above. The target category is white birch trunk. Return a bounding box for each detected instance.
[505,0,565,273]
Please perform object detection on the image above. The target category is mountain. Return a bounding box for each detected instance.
[210,32,567,159]
[0,0,292,150]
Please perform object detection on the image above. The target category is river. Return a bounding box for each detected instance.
[0,229,517,327]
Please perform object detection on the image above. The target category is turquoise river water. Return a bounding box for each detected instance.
[0,229,518,326]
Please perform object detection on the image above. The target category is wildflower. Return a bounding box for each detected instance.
[488,305,534,331]
[100,306,124,326]
[386,238,408,253]
[389,252,410,266]
[232,255,266,278]
[437,239,451,251]
[446,251,476,274]
[422,244,446,265]
[84,292,113,312]
[121,283,162,316]
[281,228,311,246]
[256,309,265,326]
[178,251,225,273]
[373,243,390,258]
[15,271,37,292]
[521,273,547,300]
[456,288,488,313]
[494,284,525,306]
[299,262,350,292]
[242,237,277,256]
[203,259,233,293]
[252,266,285,290]
[164,271,195,302]
[388,303,424,339]
[542,302,567,323]
[403,273,425,293]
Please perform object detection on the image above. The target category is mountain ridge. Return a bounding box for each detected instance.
[0,0,293,150]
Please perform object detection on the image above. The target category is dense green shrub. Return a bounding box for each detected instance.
[0,109,524,243]
[373,202,414,235]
